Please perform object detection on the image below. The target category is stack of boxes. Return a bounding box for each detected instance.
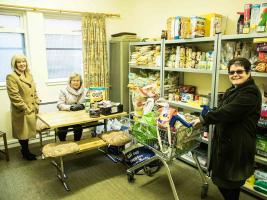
[166,13,224,40]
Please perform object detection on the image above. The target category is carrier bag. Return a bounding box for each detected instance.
[124,146,161,174]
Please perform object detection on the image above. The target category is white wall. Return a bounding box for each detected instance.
[120,0,266,38]
[0,0,265,142]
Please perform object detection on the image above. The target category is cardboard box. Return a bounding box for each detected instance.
[202,13,223,37]
[256,134,267,153]
[100,104,123,115]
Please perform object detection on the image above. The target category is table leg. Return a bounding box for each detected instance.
[51,157,70,191]
[104,119,107,132]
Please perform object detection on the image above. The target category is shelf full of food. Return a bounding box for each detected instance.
[164,43,215,71]
[129,43,162,68]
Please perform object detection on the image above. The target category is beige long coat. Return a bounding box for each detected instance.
[6,71,40,140]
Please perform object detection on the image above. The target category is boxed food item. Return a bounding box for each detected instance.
[167,17,175,40]
[89,108,101,118]
[250,4,261,33]
[180,17,191,39]
[257,3,267,32]
[88,87,106,103]
[178,85,196,94]
[243,4,252,34]
[99,103,123,115]
[190,16,205,38]
[256,134,267,155]
[202,13,223,37]
[174,16,181,39]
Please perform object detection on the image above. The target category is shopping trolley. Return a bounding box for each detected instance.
[120,117,209,200]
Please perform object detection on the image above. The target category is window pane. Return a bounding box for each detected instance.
[46,49,82,79]
[0,33,24,48]
[0,33,25,82]
[45,17,82,80]
[46,34,82,49]
[0,14,21,28]
[44,18,81,32]
[0,49,25,82]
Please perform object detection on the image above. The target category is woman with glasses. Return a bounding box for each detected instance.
[192,57,262,200]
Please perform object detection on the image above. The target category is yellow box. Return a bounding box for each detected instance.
[202,13,223,37]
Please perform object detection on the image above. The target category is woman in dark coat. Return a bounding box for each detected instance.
[192,57,262,200]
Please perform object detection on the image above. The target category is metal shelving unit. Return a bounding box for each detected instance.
[168,100,202,112]
[165,67,212,74]
[163,36,218,171]
[179,153,208,172]
[128,35,267,196]
[128,40,164,115]
[221,33,267,40]
[242,183,267,200]
[129,65,161,70]
[165,36,216,44]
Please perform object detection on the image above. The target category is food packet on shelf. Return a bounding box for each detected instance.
[131,89,147,118]
[139,83,160,98]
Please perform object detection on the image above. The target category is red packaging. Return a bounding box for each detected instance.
[243,4,252,33]
[244,4,252,24]
[258,52,267,62]
[178,85,196,94]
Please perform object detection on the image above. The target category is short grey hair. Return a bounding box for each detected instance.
[11,54,29,72]
[68,72,83,86]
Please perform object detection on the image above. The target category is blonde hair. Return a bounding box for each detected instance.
[68,72,83,86]
[11,54,29,72]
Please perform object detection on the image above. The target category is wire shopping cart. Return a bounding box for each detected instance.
[121,117,209,200]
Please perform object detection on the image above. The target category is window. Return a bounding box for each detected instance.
[0,13,25,83]
[44,17,82,81]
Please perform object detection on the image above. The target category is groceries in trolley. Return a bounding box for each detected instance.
[120,101,209,199]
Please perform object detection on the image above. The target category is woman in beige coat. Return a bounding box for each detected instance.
[6,54,40,161]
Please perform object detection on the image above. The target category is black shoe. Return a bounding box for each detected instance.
[28,151,36,157]
[21,149,37,161]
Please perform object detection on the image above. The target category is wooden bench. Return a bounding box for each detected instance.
[42,137,107,191]
[0,131,9,161]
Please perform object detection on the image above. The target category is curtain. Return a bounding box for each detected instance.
[82,14,108,91]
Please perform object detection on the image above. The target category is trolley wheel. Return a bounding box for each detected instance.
[201,184,208,199]
[144,166,152,176]
[127,172,135,183]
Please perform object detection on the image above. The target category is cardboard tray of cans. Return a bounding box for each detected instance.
[99,104,123,116]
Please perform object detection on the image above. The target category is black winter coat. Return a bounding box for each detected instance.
[201,78,261,183]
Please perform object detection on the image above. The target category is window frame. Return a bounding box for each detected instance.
[44,14,83,84]
[0,10,28,89]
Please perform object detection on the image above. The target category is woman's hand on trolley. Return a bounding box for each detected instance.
[191,118,201,127]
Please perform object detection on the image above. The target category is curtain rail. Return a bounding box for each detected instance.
[0,4,120,17]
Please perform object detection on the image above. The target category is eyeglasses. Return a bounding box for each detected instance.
[228,70,246,75]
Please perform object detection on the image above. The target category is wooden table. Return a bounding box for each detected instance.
[38,110,127,129]
[37,111,127,145]
[37,111,127,191]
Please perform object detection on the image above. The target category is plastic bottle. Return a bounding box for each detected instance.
[237,12,244,34]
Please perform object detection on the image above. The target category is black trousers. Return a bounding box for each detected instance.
[57,125,83,141]
[218,187,241,200]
